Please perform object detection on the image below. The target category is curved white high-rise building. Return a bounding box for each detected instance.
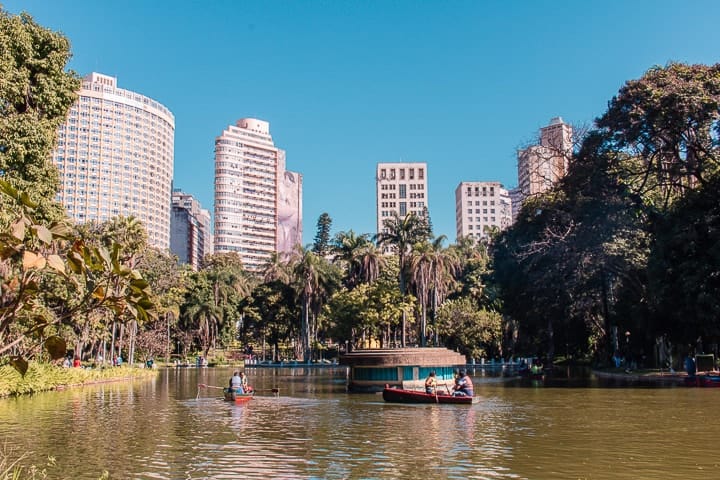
[53,72,175,248]
[214,118,302,272]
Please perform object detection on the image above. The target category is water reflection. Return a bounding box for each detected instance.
[0,367,718,479]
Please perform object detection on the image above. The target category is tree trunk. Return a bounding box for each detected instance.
[302,300,310,363]
[110,320,117,364]
[128,320,136,366]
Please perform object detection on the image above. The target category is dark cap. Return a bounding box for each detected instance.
[459,369,466,376]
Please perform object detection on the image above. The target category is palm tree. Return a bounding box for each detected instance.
[410,242,433,347]
[376,212,430,346]
[333,230,368,288]
[291,246,339,362]
[426,236,460,345]
[356,242,386,285]
[409,236,458,346]
[262,252,292,284]
[183,294,223,358]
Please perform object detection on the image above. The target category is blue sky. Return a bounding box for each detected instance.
[5,1,720,246]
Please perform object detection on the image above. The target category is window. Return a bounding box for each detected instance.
[400,169,405,180]
[399,202,407,216]
[399,184,406,198]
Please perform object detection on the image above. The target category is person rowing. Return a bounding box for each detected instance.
[424,371,437,394]
[229,371,244,394]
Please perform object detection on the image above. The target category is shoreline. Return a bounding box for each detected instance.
[0,364,158,398]
[592,369,687,385]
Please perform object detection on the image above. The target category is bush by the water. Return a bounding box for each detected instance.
[0,363,157,397]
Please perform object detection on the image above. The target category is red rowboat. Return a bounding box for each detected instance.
[223,388,254,404]
[382,386,479,404]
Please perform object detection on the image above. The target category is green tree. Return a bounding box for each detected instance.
[312,213,333,257]
[436,297,503,361]
[376,212,430,346]
[648,172,720,345]
[332,230,384,289]
[291,246,340,362]
[0,182,154,373]
[0,9,80,222]
[596,62,720,208]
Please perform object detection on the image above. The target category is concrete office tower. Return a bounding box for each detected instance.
[455,182,512,241]
[170,190,213,270]
[53,73,175,249]
[517,117,573,198]
[376,162,429,236]
[213,118,302,272]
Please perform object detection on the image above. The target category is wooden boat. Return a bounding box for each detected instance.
[223,388,254,403]
[382,386,479,404]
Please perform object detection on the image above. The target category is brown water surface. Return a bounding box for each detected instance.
[0,367,717,479]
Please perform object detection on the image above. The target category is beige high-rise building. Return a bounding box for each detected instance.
[170,190,213,271]
[53,73,175,249]
[517,117,572,198]
[376,162,429,236]
[455,181,512,241]
[213,118,302,272]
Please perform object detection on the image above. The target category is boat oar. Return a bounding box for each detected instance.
[198,383,225,390]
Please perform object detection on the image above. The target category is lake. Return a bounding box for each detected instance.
[0,366,717,479]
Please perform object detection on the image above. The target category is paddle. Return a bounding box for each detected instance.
[198,383,224,390]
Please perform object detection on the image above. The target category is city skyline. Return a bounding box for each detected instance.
[5,0,720,246]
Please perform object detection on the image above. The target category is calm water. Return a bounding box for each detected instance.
[0,367,718,479]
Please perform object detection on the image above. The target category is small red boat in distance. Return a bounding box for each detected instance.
[382,385,479,404]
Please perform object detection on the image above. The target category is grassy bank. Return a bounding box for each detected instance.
[0,363,158,397]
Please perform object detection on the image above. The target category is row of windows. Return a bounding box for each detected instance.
[465,187,496,197]
[467,209,497,214]
[467,219,497,228]
[379,167,425,181]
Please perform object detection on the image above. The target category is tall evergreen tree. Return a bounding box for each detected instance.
[312,213,332,256]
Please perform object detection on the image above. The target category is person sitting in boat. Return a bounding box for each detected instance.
[453,369,474,397]
[229,371,244,393]
[685,353,696,377]
[239,371,252,393]
[424,371,437,394]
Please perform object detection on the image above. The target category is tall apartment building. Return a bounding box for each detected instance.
[508,187,524,224]
[376,162,429,236]
[517,117,572,199]
[213,118,302,272]
[455,181,512,241]
[170,190,213,270]
[52,73,175,249]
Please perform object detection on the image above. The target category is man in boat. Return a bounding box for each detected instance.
[424,371,437,394]
[229,371,244,393]
[452,369,474,397]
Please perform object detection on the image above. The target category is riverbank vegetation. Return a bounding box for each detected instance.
[0,364,157,397]
[1,8,719,375]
